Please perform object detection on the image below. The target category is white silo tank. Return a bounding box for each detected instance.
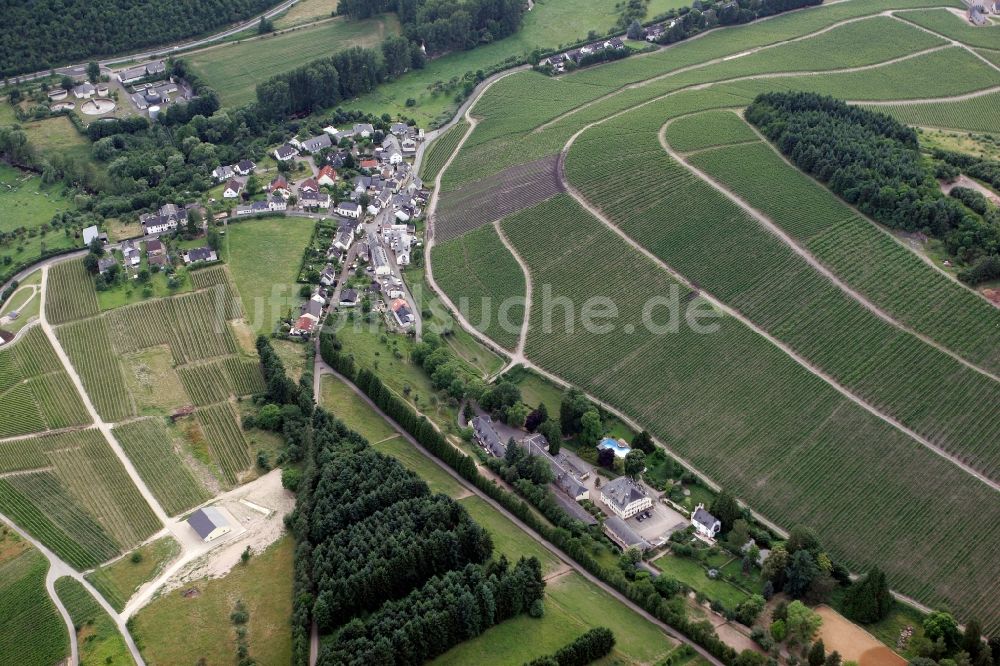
[148,105,161,120]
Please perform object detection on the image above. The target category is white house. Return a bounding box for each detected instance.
[353,123,374,138]
[187,507,231,542]
[223,179,243,199]
[336,201,361,219]
[691,504,722,539]
[600,476,652,519]
[72,83,96,99]
[212,165,235,182]
[371,244,391,277]
[273,143,299,161]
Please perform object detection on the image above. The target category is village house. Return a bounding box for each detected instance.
[146,239,165,256]
[319,265,337,287]
[471,415,506,458]
[97,256,118,274]
[299,178,319,194]
[600,476,652,519]
[390,298,414,328]
[122,246,141,268]
[339,288,359,307]
[140,203,184,235]
[300,133,333,154]
[390,122,411,136]
[223,179,243,199]
[268,175,291,198]
[354,123,375,138]
[234,159,256,176]
[370,242,391,277]
[212,165,235,182]
[183,247,217,265]
[273,143,299,161]
[318,166,337,187]
[82,225,101,247]
[691,504,722,539]
[336,201,362,219]
[299,191,331,211]
[334,220,355,251]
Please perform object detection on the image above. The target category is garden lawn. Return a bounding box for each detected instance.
[131,537,293,666]
[221,217,315,334]
[85,537,180,612]
[432,571,676,666]
[187,15,400,107]
[652,553,750,610]
[0,165,77,284]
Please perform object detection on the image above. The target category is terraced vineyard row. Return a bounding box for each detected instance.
[57,317,135,423]
[496,194,1000,633]
[419,120,469,182]
[195,403,251,485]
[0,547,68,666]
[869,91,1000,135]
[0,328,88,436]
[663,110,758,153]
[44,259,99,325]
[188,265,244,320]
[178,356,263,406]
[114,419,210,516]
[682,133,1000,372]
[105,289,238,364]
[895,7,1000,48]
[430,224,526,351]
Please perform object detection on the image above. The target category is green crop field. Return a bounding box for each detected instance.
[896,8,1000,48]
[54,577,133,666]
[569,108,1000,478]
[420,120,469,182]
[871,91,1000,134]
[0,326,88,437]
[113,419,211,516]
[188,265,244,320]
[57,317,135,422]
[221,216,316,334]
[430,224,526,351]
[663,110,758,153]
[0,429,160,569]
[195,403,252,485]
[0,544,68,666]
[681,135,1000,372]
[45,259,100,326]
[85,536,180,612]
[187,14,400,107]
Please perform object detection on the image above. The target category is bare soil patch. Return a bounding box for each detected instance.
[815,605,906,666]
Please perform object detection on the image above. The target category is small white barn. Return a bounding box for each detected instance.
[187,507,231,542]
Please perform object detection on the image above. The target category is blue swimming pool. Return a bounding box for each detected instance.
[597,437,631,458]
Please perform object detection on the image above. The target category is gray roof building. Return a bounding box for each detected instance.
[187,507,231,541]
[604,516,652,552]
[600,476,651,519]
[472,415,506,457]
[302,133,333,153]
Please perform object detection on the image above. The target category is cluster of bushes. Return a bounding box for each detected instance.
[526,627,616,666]
[936,150,1000,284]
[648,0,822,45]
[746,92,1000,278]
[319,329,746,664]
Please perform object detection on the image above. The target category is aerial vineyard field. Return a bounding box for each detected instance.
[0,547,68,666]
[55,577,133,666]
[0,327,88,436]
[224,356,265,396]
[178,361,231,406]
[663,110,758,153]
[895,8,1000,48]
[430,225,526,351]
[0,429,159,567]
[568,110,1000,479]
[869,91,1000,135]
[45,259,99,325]
[420,120,469,182]
[495,194,1000,633]
[57,317,135,422]
[114,419,210,516]
[189,265,244,320]
[195,403,252,485]
[105,289,239,364]
[684,137,1000,371]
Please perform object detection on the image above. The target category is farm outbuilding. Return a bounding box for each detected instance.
[187,507,231,542]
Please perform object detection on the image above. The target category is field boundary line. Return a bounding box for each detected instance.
[891,9,1000,75]
[662,114,1000,383]
[855,84,1000,105]
[38,265,171,526]
[493,219,533,362]
[537,6,942,133]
